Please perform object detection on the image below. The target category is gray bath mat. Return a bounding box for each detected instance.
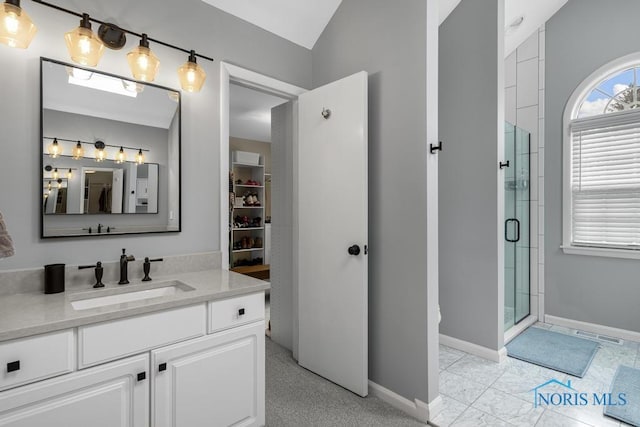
[506,327,599,377]
[604,365,640,426]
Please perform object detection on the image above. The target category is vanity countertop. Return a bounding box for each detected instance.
[0,269,270,342]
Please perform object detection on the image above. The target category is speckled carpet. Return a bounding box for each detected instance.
[266,338,427,426]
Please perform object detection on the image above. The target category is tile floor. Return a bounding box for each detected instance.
[433,323,638,427]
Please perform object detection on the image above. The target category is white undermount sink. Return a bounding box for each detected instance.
[70,281,194,311]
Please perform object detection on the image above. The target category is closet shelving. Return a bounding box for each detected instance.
[230,156,265,268]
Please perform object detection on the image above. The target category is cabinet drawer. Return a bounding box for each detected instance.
[209,292,264,333]
[78,304,206,368]
[0,330,74,392]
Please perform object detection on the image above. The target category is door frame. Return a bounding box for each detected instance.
[219,61,307,355]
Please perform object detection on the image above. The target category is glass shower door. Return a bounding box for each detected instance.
[504,122,530,331]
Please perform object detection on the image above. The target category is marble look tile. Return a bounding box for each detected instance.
[430,395,468,427]
[440,345,466,370]
[550,402,620,427]
[439,370,489,405]
[493,365,567,401]
[535,410,593,427]
[473,387,544,426]
[447,355,508,386]
[450,407,512,427]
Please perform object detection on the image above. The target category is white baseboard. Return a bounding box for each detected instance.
[368,381,440,423]
[545,315,640,343]
[440,334,507,363]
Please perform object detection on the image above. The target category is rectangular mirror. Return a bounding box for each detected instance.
[40,58,181,237]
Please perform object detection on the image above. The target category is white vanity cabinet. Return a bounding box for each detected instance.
[152,321,265,427]
[0,291,266,427]
[0,354,149,427]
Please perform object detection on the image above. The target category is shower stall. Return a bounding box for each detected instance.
[504,122,530,331]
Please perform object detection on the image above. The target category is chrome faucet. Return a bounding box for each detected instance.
[118,248,135,285]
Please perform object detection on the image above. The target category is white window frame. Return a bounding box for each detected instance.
[562,52,640,259]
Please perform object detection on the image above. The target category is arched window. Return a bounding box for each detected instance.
[563,53,640,257]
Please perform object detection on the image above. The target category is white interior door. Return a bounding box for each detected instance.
[298,71,368,397]
[111,169,123,214]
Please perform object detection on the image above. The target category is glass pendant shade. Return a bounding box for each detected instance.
[47,138,62,158]
[136,149,145,165]
[52,168,59,180]
[94,141,106,162]
[64,14,104,67]
[127,34,160,82]
[177,51,206,93]
[0,1,37,49]
[72,141,84,159]
[115,147,127,164]
[67,168,72,179]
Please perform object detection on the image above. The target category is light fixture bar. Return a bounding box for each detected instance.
[43,136,150,152]
[31,0,214,62]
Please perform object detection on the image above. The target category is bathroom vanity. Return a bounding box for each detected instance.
[0,269,267,426]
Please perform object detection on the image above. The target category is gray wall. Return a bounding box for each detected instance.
[545,0,640,332]
[0,0,310,270]
[313,0,437,404]
[439,0,505,350]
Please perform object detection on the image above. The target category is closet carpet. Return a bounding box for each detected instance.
[266,338,426,426]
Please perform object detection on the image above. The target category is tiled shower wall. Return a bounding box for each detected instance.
[504,26,545,322]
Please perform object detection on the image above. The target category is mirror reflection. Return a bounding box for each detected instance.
[41,58,181,237]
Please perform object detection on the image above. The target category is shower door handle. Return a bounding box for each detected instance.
[505,218,520,242]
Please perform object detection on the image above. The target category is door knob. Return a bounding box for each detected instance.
[348,245,361,256]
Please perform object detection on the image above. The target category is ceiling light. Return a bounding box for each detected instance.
[115,146,127,164]
[0,0,37,49]
[178,50,206,93]
[72,141,84,159]
[127,33,160,82]
[47,138,62,158]
[68,72,137,98]
[65,66,93,80]
[64,13,104,67]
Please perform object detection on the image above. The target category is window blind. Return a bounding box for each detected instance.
[571,110,640,249]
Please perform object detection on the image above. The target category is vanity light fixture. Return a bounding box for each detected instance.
[0,0,37,49]
[94,140,106,162]
[52,168,59,180]
[72,141,84,159]
[67,168,72,179]
[136,149,145,165]
[56,178,62,189]
[47,138,62,158]
[30,1,214,92]
[177,50,206,93]
[127,33,160,82]
[47,180,51,191]
[115,146,127,164]
[64,13,104,67]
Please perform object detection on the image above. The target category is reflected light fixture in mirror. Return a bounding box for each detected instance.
[115,146,126,164]
[0,0,37,49]
[64,13,104,67]
[47,138,62,158]
[72,141,83,159]
[127,33,160,82]
[94,140,107,162]
[177,50,206,93]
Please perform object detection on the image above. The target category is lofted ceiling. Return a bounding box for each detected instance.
[203,0,568,55]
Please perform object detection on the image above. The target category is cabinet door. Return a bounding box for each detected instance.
[0,354,149,427]
[152,321,265,427]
